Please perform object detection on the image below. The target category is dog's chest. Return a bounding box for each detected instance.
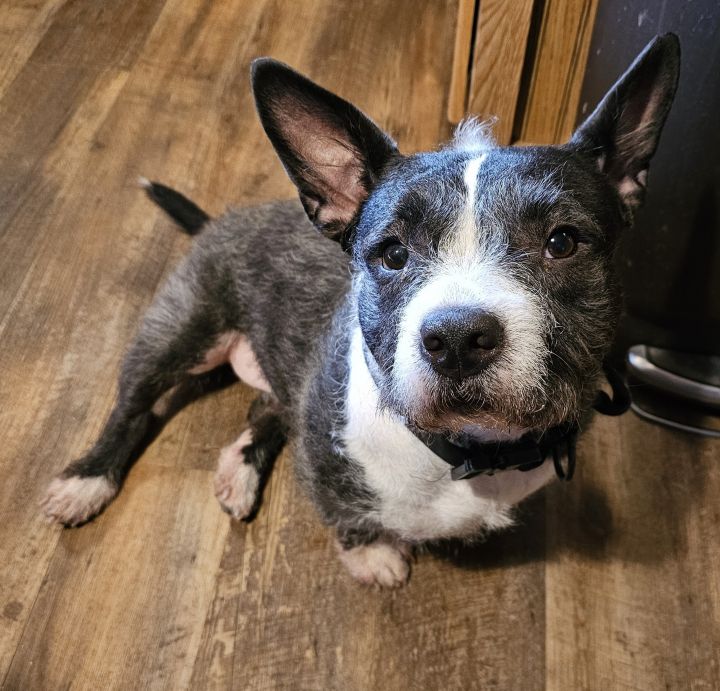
[342,328,555,542]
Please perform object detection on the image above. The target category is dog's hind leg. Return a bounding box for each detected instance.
[214,393,288,520]
[41,259,234,527]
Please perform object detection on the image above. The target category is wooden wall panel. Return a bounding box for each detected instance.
[516,0,599,144]
[447,0,477,123]
[466,0,535,144]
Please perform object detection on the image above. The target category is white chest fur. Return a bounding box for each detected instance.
[342,328,556,542]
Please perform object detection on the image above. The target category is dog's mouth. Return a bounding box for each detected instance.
[411,412,504,436]
[401,384,579,436]
[405,396,525,434]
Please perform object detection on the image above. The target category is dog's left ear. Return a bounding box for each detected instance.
[569,33,680,218]
[251,58,398,245]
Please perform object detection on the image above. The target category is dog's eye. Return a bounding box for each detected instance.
[382,242,409,270]
[544,226,578,259]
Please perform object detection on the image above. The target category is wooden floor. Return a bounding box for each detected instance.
[1,1,718,689]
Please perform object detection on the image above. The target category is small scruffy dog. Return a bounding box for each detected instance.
[42,35,679,586]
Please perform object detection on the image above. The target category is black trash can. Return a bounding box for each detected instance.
[577,1,720,435]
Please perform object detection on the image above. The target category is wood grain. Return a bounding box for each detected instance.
[0,0,66,95]
[447,0,477,124]
[466,0,535,145]
[545,413,720,690]
[4,465,230,690]
[516,0,599,144]
[1,1,718,690]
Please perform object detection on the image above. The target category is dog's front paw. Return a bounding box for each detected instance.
[337,539,411,588]
[40,474,118,527]
[214,429,259,520]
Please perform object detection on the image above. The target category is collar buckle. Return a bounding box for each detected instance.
[450,458,494,481]
[448,442,545,481]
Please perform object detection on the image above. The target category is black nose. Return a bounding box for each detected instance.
[420,307,503,379]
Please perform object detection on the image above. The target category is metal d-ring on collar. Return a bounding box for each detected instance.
[411,362,631,482]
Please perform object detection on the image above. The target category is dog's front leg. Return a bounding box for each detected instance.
[336,529,412,588]
[214,393,288,520]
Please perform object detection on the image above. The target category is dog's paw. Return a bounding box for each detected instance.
[214,429,259,520]
[337,539,411,588]
[40,474,118,527]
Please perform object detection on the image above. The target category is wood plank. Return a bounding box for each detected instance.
[545,413,720,690]
[516,0,599,144]
[0,64,136,679]
[0,2,173,674]
[447,0,477,124]
[0,0,67,96]
[466,0,535,145]
[3,465,230,691]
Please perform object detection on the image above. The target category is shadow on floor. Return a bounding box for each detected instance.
[427,416,711,571]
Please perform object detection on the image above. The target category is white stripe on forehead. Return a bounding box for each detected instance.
[441,154,490,260]
[464,154,484,200]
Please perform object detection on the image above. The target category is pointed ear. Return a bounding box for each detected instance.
[569,33,680,219]
[251,58,399,244]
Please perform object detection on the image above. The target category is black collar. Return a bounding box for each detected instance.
[410,363,631,482]
[412,421,579,481]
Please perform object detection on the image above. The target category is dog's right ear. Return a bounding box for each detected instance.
[251,58,398,246]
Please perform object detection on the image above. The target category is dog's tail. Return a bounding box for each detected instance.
[139,178,210,235]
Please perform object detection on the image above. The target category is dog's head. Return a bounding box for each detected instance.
[252,35,680,433]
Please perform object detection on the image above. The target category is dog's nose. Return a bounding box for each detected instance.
[420,307,503,379]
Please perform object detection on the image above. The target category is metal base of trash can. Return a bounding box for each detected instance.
[626,345,720,438]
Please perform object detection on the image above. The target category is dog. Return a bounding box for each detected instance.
[41,35,680,587]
